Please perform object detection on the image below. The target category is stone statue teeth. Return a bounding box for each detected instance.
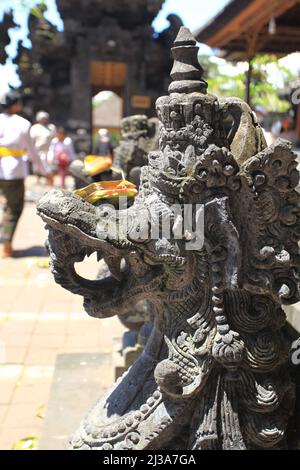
[37,27,300,450]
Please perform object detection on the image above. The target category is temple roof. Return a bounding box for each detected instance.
[195,0,300,59]
[56,0,165,29]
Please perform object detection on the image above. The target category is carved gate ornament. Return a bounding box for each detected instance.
[38,28,300,450]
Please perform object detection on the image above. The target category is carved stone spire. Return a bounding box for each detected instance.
[169,26,207,94]
[0,11,17,65]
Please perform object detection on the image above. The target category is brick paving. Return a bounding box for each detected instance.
[0,176,125,450]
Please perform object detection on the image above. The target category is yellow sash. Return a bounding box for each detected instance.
[0,147,26,158]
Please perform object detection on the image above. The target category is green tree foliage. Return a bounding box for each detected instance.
[20,1,47,18]
[201,53,296,112]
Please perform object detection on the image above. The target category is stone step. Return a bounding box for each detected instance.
[38,353,113,450]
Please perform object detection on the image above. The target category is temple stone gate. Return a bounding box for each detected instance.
[2,1,183,151]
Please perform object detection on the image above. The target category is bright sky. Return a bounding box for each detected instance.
[153,0,229,34]
[0,0,299,92]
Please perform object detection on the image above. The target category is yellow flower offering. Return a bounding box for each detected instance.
[74,179,138,204]
[83,155,112,176]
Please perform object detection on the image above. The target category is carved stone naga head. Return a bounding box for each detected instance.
[37,28,300,450]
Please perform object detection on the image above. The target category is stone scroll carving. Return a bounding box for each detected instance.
[37,28,300,450]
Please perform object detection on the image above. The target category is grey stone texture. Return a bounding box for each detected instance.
[37,28,300,450]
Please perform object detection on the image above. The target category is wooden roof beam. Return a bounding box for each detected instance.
[203,0,297,48]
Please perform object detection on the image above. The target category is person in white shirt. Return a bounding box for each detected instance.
[48,127,76,189]
[0,91,53,258]
[30,111,56,179]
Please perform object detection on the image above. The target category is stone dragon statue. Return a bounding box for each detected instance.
[37,28,300,450]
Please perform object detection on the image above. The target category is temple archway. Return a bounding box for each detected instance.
[92,90,123,147]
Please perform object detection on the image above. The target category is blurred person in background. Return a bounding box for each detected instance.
[0,91,53,258]
[94,128,113,158]
[30,111,56,184]
[48,127,76,189]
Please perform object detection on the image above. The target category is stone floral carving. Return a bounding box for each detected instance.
[37,28,300,450]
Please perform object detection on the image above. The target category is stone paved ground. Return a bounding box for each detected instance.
[0,176,125,450]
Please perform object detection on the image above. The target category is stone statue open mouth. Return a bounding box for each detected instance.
[37,189,165,318]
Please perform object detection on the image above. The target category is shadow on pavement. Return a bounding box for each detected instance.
[13,245,48,258]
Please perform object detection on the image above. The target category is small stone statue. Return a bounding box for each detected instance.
[69,115,159,189]
[38,28,300,450]
[113,115,159,187]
